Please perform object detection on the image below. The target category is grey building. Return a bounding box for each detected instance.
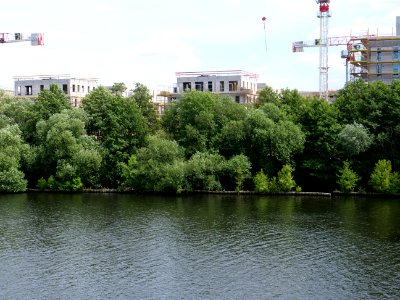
[14,74,98,107]
[170,70,259,104]
[349,17,400,84]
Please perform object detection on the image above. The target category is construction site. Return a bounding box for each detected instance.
[2,2,400,105]
[293,1,400,101]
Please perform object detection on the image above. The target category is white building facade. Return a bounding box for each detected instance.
[14,74,98,107]
[171,70,258,104]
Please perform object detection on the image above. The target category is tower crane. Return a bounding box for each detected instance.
[292,0,331,100]
[0,33,44,46]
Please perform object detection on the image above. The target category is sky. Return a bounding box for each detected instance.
[1,0,400,93]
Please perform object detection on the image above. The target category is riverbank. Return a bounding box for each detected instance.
[24,188,400,198]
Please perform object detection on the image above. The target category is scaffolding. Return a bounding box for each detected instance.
[348,35,400,84]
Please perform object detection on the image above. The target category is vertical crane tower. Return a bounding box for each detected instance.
[317,0,331,100]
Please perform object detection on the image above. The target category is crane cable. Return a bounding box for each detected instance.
[262,17,268,53]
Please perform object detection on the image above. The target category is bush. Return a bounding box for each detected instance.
[253,165,297,192]
[336,161,361,192]
[369,160,400,194]
[277,165,296,192]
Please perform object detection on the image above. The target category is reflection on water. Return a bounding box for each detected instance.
[0,193,399,299]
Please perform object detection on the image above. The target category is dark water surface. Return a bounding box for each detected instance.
[0,193,399,299]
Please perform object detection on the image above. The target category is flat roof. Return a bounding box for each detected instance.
[175,70,258,78]
[13,74,99,81]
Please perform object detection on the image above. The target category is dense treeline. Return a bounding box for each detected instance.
[1,80,400,193]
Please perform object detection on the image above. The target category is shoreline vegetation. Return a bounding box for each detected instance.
[23,189,400,199]
[2,80,400,195]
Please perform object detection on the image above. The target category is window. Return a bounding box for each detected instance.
[25,85,32,95]
[40,85,44,91]
[235,96,240,103]
[229,81,238,91]
[220,81,225,92]
[77,85,80,92]
[377,64,383,74]
[74,99,78,107]
[82,85,84,93]
[88,86,90,93]
[72,84,76,92]
[394,63,399,73]
[17,86,21,96]
[377,48,382,62]
[195,82,204,91]
[208,81,212,92]
[183,82,191,91]
[394,47,399,60]
[63,84,68,94]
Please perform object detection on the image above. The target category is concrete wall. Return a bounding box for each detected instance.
[14,77,98,107]
[397,16,400,36]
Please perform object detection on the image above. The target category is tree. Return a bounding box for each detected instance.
[0,117,30,192]
[110,82,127,96]
[277,164,296,192]
[369,159,400,194]
[336,161,361,192]
[162,91,247,157]
[129,83,159,131]
[295,97,342,191]
[241,108,305,174]
[224,154,252,192]
[255,86,279,108]
[32,109,102,189]
[82,87,148,187]
[121,133,185,193]
[32,84,71,122]
[338,123,373,157]
[184,152,225,191]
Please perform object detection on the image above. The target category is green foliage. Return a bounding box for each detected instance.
[110,82,127,96]
[242,108,305,173]
[184,152,225,191]
[162,91,247,157]
[253,169,269,192]
[224,154,252,192]
[32,84,71,122]
[336,161,361,192]
[129,83,159,131]
[36,175,83,191]
[121,133,185,193]
[32,109,102,188]
[338,123,372,157]
[277,164,296,192]
[253,165,297,193]
[0,120,29,192]
[36,177,47,189]
[82,87,148,187]
[369,160,400,194]
[295,97,342,191]
[255,86,280,108]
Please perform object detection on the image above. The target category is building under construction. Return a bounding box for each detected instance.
[347,17,400,84]
[169,70,259,104]
[14,74,98,107]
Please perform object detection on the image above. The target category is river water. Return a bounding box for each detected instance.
[0,193,399,299]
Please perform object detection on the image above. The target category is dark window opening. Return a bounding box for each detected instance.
[235,96,240,103]
[208,81,212,92]
[72,84,76,92]
[183,82,191,91]
[195,82,204,91]
[40,85,44,91]
[229,81,238,91]
[25,86,32,95]
[63,84,68,94]
[220,81,224,92]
